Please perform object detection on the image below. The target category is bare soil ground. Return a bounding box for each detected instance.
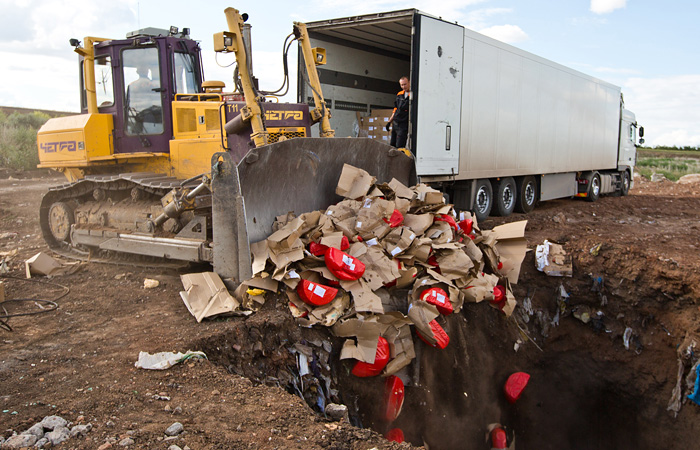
[1,168,699,449]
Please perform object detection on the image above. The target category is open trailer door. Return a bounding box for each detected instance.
[411,13,464,176]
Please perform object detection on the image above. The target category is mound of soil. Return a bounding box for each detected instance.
[1,172,699,449]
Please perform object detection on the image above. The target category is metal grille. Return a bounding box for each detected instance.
[268,130,306,143]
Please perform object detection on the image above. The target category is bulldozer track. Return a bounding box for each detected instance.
[40,172,206,268]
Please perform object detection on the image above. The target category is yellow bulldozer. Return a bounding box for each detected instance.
[36,7,415,283]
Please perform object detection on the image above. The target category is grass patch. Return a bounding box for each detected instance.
[636,155,700,181]
[0,110,50,170]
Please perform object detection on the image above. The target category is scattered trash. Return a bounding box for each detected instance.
[24,252,80,278]
[535,240,572,277]
[143,278,160,289]
[504,372,530,404]
[623,327,633,350]
[134,351,207,370]
[589,243,603,256]
[686,363,700,406]
[179,272,248,322]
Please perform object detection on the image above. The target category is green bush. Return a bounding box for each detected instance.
[0,111,50,170]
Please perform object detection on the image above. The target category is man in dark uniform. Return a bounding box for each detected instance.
[386,76,411,149]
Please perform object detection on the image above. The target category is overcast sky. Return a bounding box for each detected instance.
[0,0,697,147]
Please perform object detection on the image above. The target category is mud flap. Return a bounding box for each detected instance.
[211,138,416,283]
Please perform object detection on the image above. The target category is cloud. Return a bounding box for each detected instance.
[590,0,626,15]
[478,24,528,44]
[623,75,700,147]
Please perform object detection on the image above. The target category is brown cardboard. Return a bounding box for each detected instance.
[388,178,416,201]
[250,240,269,275]
[293,290,351,327]
[407,300,440,346]
[462,272,499,303]
[24,252,80,278]
[355,198,395,237]
[333,317,382,363]
[403,214,434,236]
[180,272,241,322]
[376,312,416,375]
[0,281,4,302]
[414,184,444,205]
[424,221,454,244]
[336,164,376,199]
[492,220,529,284]
[383,227,417,258]
[341,279,384,314]
[435,247,475,280]
[356,245,401,290]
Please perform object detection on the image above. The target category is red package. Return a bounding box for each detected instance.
[435,214,458,230]
[458,218,473,235]
[386,428,404,443]
[384,375,405,421]
[296,280,338,306]
[427,254,439,267]
[417,320,450,349]
[352,336,390,377]
[383,209,404,228]
[420,287,453,315]
[490,427,507,449]
[504,372,530,404]
[490,285,507,310]
[309,236,350,256]
[325,247,366,280]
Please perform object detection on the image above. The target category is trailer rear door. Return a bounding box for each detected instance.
[413,14,464,176]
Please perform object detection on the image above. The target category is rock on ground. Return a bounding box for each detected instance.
[1,434,38,449]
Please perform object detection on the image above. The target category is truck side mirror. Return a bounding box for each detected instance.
[639,126,644,137]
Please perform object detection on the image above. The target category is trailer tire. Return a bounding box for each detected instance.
[493,177,516,217]
[587,173,601,202]
[620,170,630,196]
[515,175,537,214]
[473,179,493,223]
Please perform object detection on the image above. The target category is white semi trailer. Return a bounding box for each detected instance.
[298,9,644,221]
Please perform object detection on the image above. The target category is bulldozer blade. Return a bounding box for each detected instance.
[211,138,416,283]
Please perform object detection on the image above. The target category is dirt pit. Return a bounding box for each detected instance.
[1,170,700,449]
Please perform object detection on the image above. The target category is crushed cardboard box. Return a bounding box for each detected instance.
[24,252,81,278]
[535,240,573,277]
[180,272,249,322]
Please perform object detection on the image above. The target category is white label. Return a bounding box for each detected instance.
[436,293,446,304]
[366,238,379,246]
[363,198,372,208]
[313,285,327,297]
[390,247,401,257]
[342,254,355,271]
[356,221,363,228]
[288,269,300,279]
[326,210,333,216]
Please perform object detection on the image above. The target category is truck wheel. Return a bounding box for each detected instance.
[493,177,516,216]
[473,179,493,223]
[620,170,630,196]
[587,173,601,202]
[515,176,537,213]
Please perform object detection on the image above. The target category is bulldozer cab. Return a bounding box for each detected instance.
[79,28,203,154]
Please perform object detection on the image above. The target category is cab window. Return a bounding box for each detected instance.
[95,55,114,107]
[173,52,198,94]
[122,47,163,135]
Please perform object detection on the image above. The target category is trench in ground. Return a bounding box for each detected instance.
[194,260,680,449]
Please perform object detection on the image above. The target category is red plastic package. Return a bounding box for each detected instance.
[383,209,404,228]
[384,375,405,421]
[386,428,404,443]
[296,280,338,306]
[352,336,390,377]
[458,218,473,235]
[490,285,507,310]
[417,320,450,349]
[309,236,350,256]
[435,214,458,230]
[325,247,366,280]
[490,427,507,449]
[504,372,530,404]
[420,287,453,315]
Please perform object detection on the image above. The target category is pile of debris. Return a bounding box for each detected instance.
[181,164,528,442]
